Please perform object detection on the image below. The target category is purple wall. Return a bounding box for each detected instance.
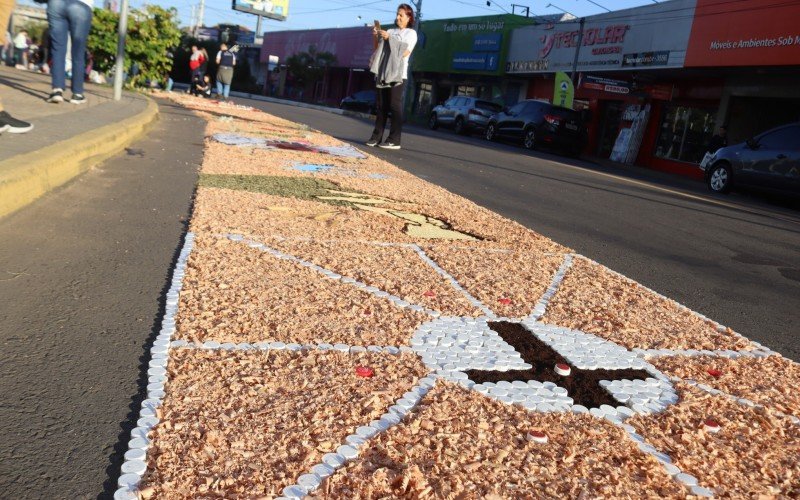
[260,27,375,68]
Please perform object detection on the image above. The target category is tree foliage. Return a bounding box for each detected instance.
[20,20,48,45]
[88,5,182,87]
[285,45,337,87]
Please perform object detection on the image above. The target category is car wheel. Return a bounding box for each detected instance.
[523,128,536,150]
[485,123,497,141]
[428,113,439,130]
[707,162,733,193]
[454,117,466,135]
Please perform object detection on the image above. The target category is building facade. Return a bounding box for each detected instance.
[408,14,549,121]
[506,0,800,178]
[260,26,375,106]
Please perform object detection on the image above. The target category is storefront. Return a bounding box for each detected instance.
[409,14,545,121]
[260,27,375,106]
[505,0,800,179]
[685,0,800,143]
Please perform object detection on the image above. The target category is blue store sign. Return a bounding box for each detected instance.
[473,33,502,52]
[452,52,499,71]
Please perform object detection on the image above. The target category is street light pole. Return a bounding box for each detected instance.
[405,0,421,118]
[112,0,130,101]
[570,17,585,84]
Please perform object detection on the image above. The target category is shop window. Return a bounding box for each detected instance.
[415,83,432,116]
[457,85,478,97]
[655,105,717,164]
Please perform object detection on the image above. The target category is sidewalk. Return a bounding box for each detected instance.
[0,67,158,217]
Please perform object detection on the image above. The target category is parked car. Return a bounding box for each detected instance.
[340,90,377,114]
[702,122,800,194]
[484,100,587,156]
[429,96,503,135]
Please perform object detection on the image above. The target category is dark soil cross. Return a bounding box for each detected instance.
[465,321,651,408]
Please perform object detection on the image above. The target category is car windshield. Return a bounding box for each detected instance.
[546,107,582,121]
[476,100,502,112]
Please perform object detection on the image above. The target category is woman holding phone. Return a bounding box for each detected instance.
[366,3,417,150]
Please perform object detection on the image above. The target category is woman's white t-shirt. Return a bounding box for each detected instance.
[387,27,417,80]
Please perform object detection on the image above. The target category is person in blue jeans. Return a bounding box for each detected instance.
[45,0,93,104]
[215,43,236,99]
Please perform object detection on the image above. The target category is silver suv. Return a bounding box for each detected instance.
[429,96,503,135]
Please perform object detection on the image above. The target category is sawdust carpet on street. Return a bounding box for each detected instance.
[541,257,755,351]
[139,349,427,498]
[627,382,800,497]
[317,382,685,498]
[652,355,800,417]
[175,236,429,345]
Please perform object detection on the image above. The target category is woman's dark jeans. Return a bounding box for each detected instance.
[370,80,406,145]
[47,0,92,94]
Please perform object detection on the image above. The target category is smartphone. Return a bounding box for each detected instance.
[373,20,381,31]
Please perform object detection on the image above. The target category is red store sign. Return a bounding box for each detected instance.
[539,24,629,58]
[685,0,800,67]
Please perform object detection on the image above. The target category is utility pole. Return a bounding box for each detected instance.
[195,0,205,36]
[112,0,130,100]
[404,0,421,119]
[570,17,585,84]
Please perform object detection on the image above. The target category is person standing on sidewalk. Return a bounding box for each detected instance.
[215,43,236,100]
[45,0,93,104]
[0,0,33,134]
[13,29,28,69]
[365,4,417,150]
[188,45,205,83]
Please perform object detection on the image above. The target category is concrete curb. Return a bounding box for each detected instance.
[0,95,159,219]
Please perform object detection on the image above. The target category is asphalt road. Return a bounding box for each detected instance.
[240,98,800,361]
[0,99,202,499]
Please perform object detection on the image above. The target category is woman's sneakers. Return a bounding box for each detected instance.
[0,111,34,134]
[46,89,64,103]
[46,90,86,104]
[378,142,401,150]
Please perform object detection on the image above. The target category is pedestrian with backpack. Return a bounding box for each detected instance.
[215,43,236,100]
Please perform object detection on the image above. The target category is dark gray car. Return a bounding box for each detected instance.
[429,96,502,135]
[702,123,800,194]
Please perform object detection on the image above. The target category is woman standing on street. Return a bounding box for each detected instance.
[366,3,417,150]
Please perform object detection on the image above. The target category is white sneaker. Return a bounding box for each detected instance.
[46,89,64,103]
[378,142,401,150]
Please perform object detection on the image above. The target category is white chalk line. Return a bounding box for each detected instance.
[527,253,575,321]
[226,233,443,318]
[113,232,196,500]
[410,244,496,318]
[279,377,438,498]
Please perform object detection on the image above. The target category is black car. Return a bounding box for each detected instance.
[702,122,800,194]
[484,100,586,156]
[340,90,377,114]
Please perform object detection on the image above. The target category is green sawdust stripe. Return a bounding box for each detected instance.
[199,174,482,240]
[199,174,353,206]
